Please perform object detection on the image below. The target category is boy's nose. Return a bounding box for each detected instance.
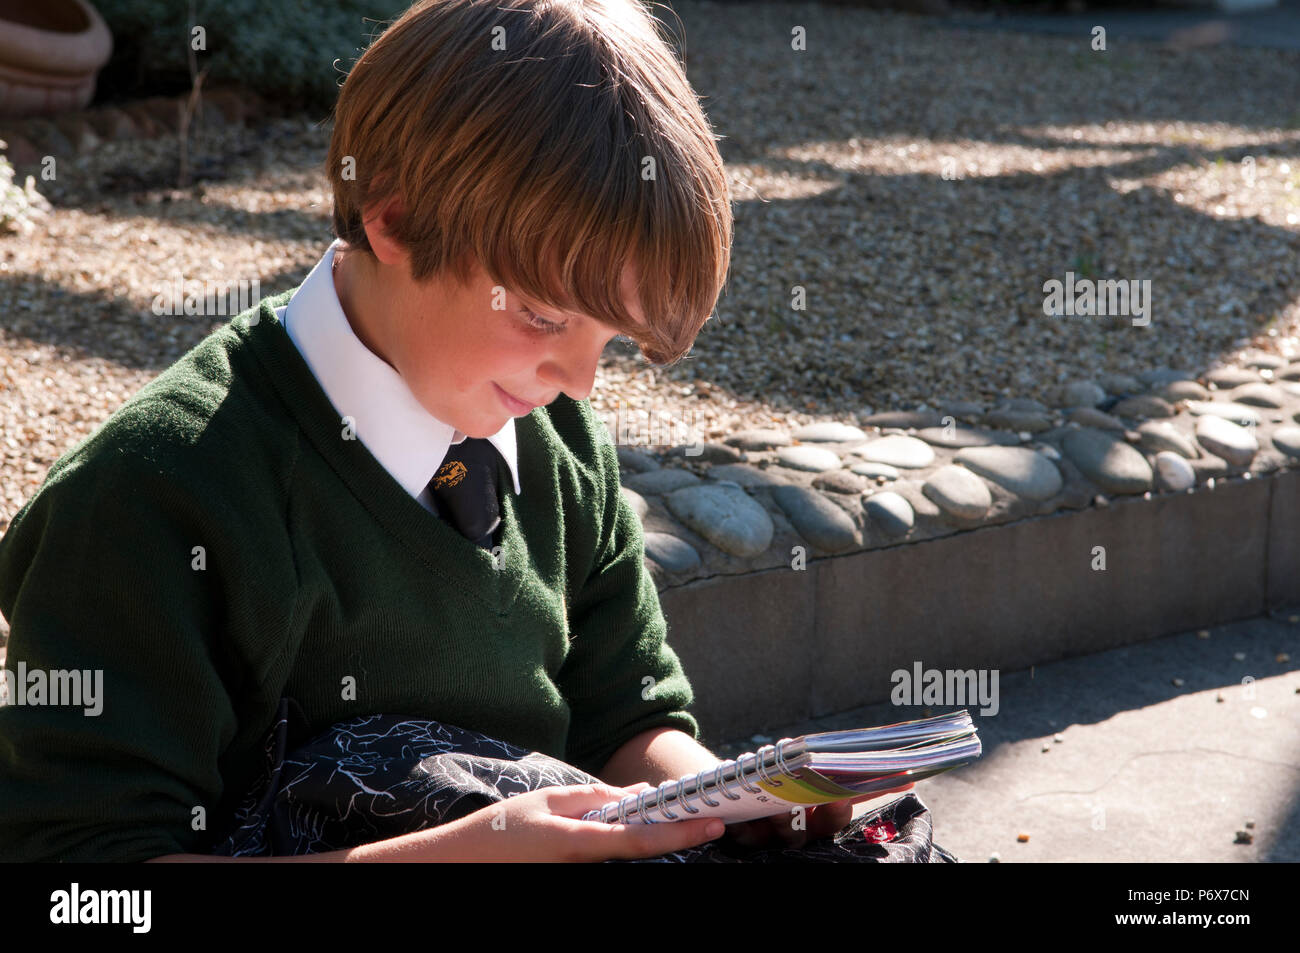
[537,324,617,402]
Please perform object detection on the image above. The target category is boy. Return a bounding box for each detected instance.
[0,0,895,862]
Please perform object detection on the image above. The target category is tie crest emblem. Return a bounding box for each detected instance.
[432,460,468,490]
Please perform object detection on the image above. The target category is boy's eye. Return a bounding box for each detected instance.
[519,307,566,334]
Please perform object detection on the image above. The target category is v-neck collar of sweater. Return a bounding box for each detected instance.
[236,291,528,616]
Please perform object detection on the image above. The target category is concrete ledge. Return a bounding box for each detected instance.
[662,566,817,734]
[1267,467,1300,608]
[662,470,1290,739]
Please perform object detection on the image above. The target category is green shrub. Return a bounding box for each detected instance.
[93,0,406,112]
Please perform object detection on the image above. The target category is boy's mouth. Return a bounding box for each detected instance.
[493,383,541,414]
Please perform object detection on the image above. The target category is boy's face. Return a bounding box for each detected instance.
[341,198,646,439]
[393,258,641,439]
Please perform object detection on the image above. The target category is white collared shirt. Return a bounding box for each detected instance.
[276,240,522,515]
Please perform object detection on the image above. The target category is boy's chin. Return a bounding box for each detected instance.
[458,415,512,439]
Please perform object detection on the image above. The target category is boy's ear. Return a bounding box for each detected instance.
[361,192,408,267]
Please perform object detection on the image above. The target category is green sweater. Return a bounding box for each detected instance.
[0,289,699,863]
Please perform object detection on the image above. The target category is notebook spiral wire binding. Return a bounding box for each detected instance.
[603,736,799,824]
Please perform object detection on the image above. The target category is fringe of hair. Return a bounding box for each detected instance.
[326,0,733,366]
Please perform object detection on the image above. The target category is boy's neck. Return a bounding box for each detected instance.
[331,244,465,443]
[333,244,398,372]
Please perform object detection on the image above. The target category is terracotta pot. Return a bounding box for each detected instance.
[0,0,113,118]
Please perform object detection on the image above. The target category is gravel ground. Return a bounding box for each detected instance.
[4,1,1300,548]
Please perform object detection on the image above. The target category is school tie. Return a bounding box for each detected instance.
[427,437,507,550]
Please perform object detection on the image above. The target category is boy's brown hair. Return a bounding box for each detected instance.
[326,0,732,366]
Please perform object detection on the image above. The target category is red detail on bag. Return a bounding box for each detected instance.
[861,820,898,844]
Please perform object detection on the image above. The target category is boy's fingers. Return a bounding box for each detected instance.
[807,800,853,836]
[545,787,735,858]
[602,816,726,858]
[543,783,657,818]
[548,812,722,859]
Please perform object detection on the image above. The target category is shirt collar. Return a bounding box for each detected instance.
[280,239,522,499]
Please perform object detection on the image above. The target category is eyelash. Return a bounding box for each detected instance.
[519,307,566,335]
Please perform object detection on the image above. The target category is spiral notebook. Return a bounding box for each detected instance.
[583,709,981,826]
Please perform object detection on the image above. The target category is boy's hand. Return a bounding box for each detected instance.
[455,783,726,862]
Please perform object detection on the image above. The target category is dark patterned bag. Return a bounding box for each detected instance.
[210,701,957,863]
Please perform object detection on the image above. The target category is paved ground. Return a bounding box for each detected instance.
[1,612,1292,861]
[947,0,1300,51]
[713,612,1300,862]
